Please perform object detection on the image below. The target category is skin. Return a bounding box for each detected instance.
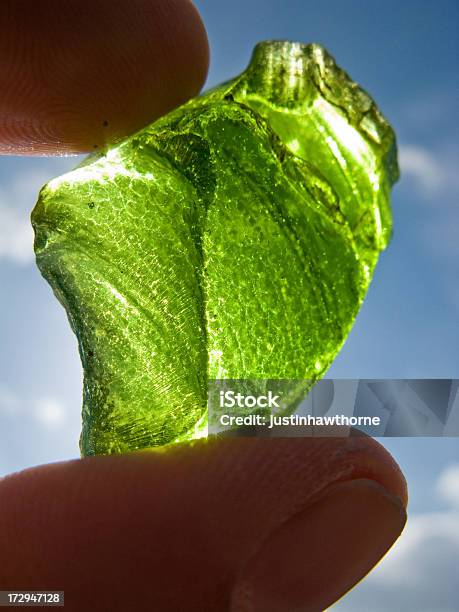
[0,2,407,610]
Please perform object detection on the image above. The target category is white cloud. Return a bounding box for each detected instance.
[437,463,459,509]
[398,144,459,198]
[0,384,66,429]
[0,169,49,265]
[34,397,66,429]
[333,464,459,611]
[398,143,459,314]
[333,512,459,611]
[0,381,80,476]
[399,145,443,192]
[0,159,78,265]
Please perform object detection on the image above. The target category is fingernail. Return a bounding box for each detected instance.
[231,478,407,612]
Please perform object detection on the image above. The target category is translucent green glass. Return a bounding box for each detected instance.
[32,41,398,455]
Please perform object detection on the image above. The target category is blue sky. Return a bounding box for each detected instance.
[0,1,458,609]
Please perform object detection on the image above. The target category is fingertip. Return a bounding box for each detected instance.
[232,478,406,612]
[0,437,407,610]
[0,0,209,155]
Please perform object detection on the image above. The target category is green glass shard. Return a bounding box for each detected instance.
[31,41,398,455]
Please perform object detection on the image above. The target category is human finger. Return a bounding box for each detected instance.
[0,0,208,154]
[0,436,407,611]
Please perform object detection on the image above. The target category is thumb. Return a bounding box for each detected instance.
[0,436,407,611]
